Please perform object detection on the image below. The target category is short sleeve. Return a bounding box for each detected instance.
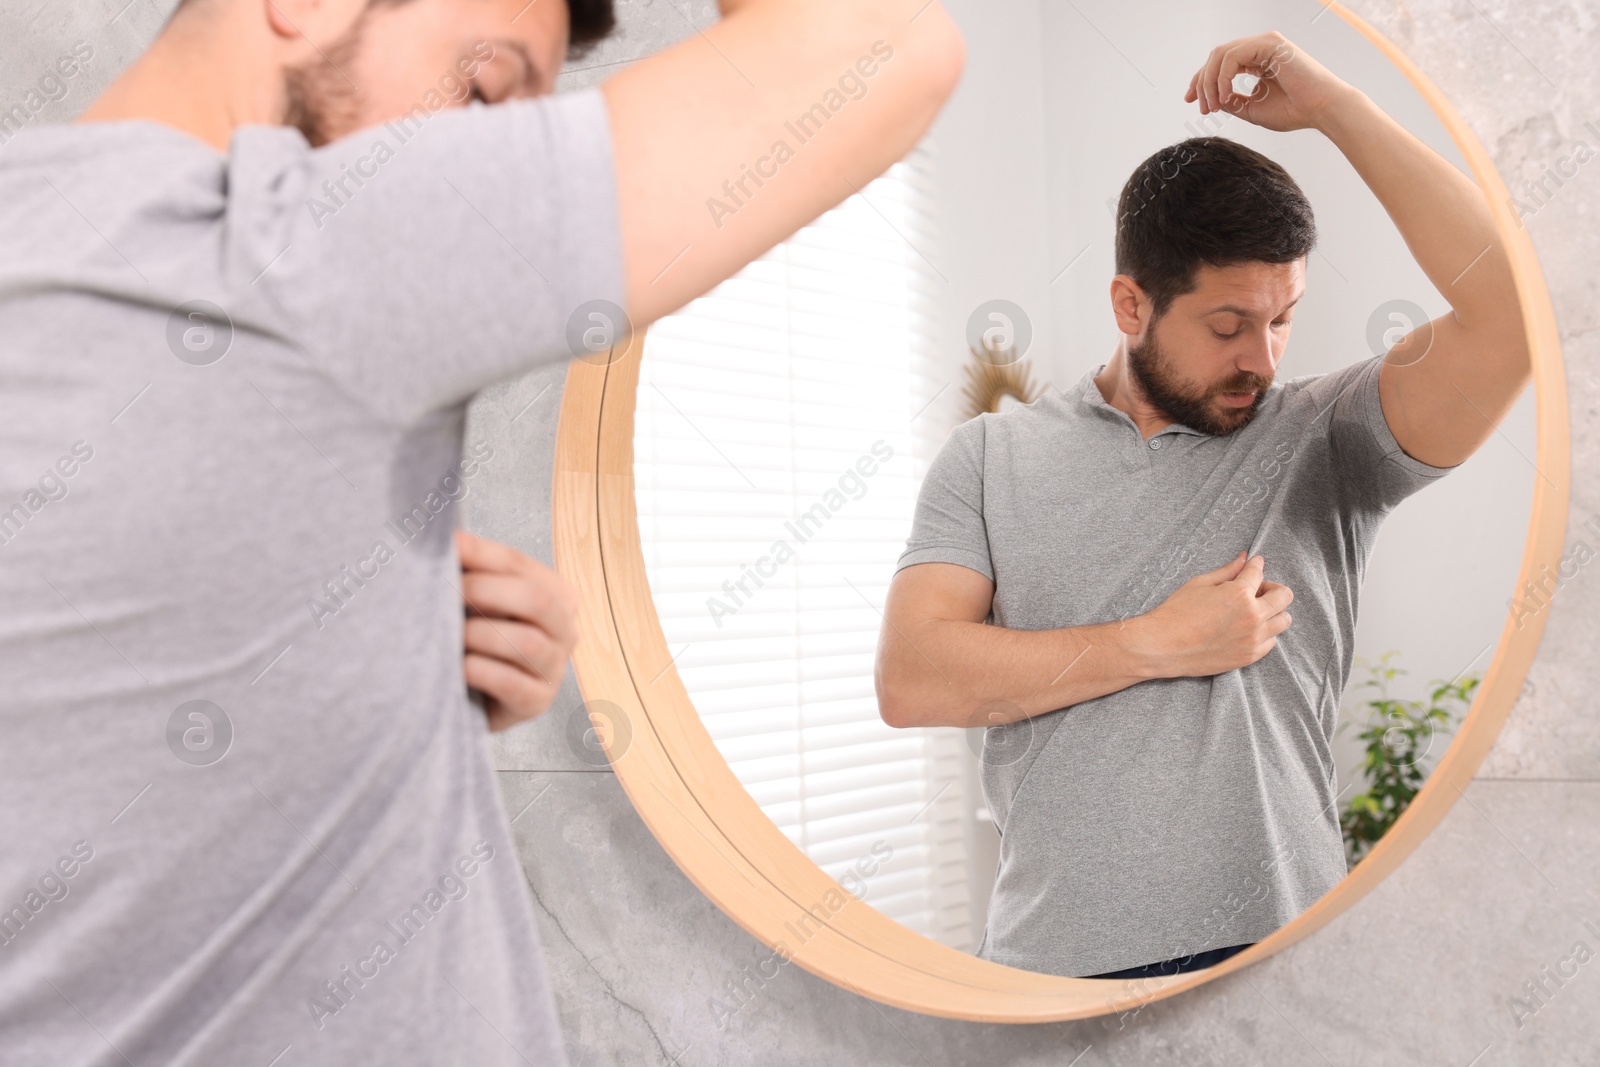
[1309,353,1460,513]
[240,87,623,426]
[895,417,994,581]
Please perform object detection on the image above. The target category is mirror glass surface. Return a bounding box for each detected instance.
[631,0,1537,975]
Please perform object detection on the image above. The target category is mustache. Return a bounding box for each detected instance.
[1217,375,1272,394]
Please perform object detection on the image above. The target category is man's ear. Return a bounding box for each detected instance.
[1109,274,1152,338]
[263,0,368,45]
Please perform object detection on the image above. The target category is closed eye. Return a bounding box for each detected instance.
[1213,320,1289,340]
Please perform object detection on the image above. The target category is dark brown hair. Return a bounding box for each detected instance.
[1113,137,1316,321]
[367,0,615,58]
[561,0,616,56]
[175,0,616,59]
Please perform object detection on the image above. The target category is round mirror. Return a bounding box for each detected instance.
[555,0,1565,1020]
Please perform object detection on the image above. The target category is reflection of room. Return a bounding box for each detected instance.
[635,0,1536,955]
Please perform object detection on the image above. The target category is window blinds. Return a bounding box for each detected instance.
[633,147,974,949]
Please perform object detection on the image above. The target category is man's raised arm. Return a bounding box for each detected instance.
[601,0,966,329]
[1188,31,1532,470]
[876,552,1295,729]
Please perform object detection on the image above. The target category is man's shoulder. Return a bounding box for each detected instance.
[0,117,234,169]
[962,387,1080,440]
[1275,354,1384,403]
[1236,356,1393,475]
[1231,357,1381,448]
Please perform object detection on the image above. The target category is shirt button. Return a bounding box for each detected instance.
[1148,437,1163,450]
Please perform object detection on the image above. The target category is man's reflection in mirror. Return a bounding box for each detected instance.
[876,33,1529,978]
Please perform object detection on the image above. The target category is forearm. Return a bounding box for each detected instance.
[877,615,1161,729]
[1315,87,1518,335]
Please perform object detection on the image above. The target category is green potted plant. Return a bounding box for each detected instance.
[1337,649,1480,867]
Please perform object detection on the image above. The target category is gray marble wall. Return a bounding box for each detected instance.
[8,0,1594,1062]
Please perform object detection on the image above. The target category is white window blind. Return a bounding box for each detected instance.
[633,146,973,949]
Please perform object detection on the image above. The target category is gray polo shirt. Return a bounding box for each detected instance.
[0,89,619,1063]
[895,355,1456,977]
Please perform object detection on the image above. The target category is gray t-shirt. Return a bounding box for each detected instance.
[896,356,1456,977]
[0,90,620,1063]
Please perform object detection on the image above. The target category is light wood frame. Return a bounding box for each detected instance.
[551,2,1569,1022]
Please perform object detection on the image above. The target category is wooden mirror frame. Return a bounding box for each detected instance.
[551,2,1569,1022]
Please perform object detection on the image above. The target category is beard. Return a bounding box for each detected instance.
[1126,314,1272,436]
[281,10,371,147]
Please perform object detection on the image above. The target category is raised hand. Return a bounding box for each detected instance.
[1184,31,1351,133]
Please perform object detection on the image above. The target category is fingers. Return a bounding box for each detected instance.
[1198,43,1225,112]
[1216,44,1259,113]
[1215,48,1238,112]
[1196,550,1249,584]
[1251,604,1292,665]
[1253,579,1293,658]
[456,528,541,578]
[1257,581,1295,614]
[1227,553,1266,591]
[463,651,560,732]
[455,531,582,733]
[1192,33,1283,114]
[459,569,580,650]
[463,615,565,685]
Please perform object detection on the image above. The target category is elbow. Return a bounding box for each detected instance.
[883,662,921,729]
[942,14,970,95]
[875,663,907,728]
[875,658,933,729]
[878,699,920,731]
[865,0,966,113]
[917,6,968,106]
[879,696,915,730]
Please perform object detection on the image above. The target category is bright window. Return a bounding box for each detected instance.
[633,146,974,948]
